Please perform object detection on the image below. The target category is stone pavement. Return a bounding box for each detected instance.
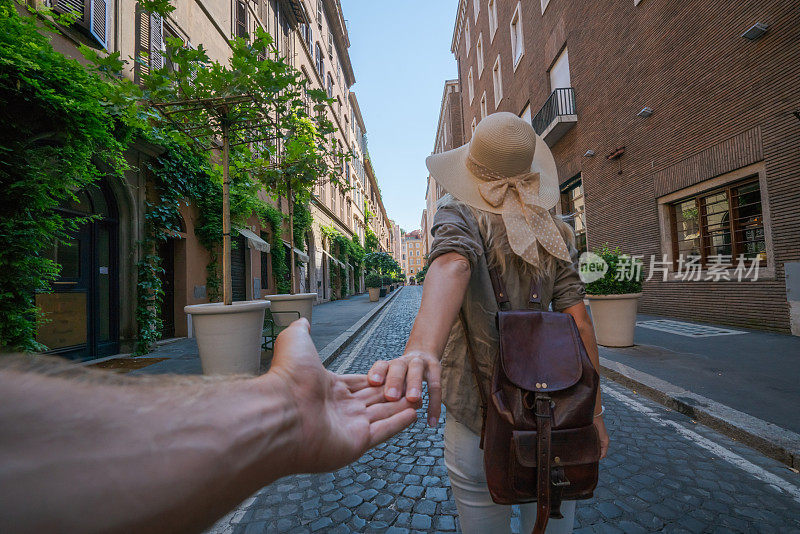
[211,287,800,533]
[123,291,393,376]
[596,312,800,434]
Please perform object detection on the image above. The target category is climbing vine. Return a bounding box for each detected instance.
[0,1,132,351]
[134,140,216,354]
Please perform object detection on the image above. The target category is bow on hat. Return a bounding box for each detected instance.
[468,156,572,265]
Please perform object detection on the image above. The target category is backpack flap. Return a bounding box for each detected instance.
[497,310,583,393]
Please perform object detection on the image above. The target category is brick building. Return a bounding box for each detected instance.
[450,0,800,333]
[423,79,466,256]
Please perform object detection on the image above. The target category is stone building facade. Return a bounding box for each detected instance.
[402,230,425,283]
[34,0,394,359]
[450,0,800,333]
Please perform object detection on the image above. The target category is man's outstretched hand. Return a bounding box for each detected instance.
[268,319,419,473]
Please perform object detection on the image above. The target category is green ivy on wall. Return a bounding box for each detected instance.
[0,1,131,351]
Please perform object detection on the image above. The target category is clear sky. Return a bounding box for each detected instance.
[340,0,458,232]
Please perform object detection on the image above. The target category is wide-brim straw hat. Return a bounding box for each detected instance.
[426,112,571,263]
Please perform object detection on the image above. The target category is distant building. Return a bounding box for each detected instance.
[402,230,424,283]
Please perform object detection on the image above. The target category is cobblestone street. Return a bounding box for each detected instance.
[212,287,800,533]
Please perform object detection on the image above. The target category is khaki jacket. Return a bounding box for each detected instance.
[429,200,586,435]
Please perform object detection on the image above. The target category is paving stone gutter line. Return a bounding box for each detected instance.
[318,287,403,367]
[600,353,800,469]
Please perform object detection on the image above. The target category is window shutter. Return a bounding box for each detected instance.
[54,0,85,22]
[150,14,165,70]
[88,0,108,49]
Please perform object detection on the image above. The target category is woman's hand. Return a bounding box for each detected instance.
[593,416,610,459]
[367,350,442,428]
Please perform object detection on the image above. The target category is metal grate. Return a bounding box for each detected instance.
[636,320,746,338]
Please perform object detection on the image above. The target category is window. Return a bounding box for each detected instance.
[476,33,484,75]
[510,3,524,69]
[549,47,571,90]
[670,177,766,267]
[326,74,334,98]
[471,117,477,135]
[473,0,480,20]
[53,0,109,49]
[541,0,551,14]
[492,55,503,107]
[488,0,498,41]
[234,0,248,39]
[480,92,487,119]
[314,42,324,78]
[467,67,475,103]
[464,17,471,53]
[560,179,587,254]
[317,0,323,26]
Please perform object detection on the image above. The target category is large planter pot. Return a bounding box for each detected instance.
[185,300,269,375]
[586,293,642,347]
[267,293,317,327]
[379,287,387,298]
[368,287,380,302]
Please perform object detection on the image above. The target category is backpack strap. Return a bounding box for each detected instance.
[459,310,489,447]
[533,395,553,534]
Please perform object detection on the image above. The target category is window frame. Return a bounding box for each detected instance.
[467,67,475,104]
[476,33,484,76]
[480,92,487,119]
[473,0,480,21]
[669,177,765,269]
[656,162,774,279]
[492,55,503,107]
[488,0,498,41]
[510,2,525,70]
[541,0,551,15]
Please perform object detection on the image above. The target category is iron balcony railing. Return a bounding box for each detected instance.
[532,87,577,135]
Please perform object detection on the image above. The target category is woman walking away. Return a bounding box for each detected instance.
[369,112,609,534]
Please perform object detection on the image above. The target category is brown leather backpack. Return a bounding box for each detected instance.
[460,269,601,534]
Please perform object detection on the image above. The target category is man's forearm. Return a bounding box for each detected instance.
[405,253,471,358]
[0,369,299,534]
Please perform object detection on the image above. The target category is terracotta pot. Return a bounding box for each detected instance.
[267,293,316,327]
[368,287,380,302]
[185,300,269,375]
[586,293,642,347]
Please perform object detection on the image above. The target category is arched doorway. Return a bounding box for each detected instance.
[36,180,120,360]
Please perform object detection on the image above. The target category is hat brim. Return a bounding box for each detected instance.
[425,133,560,214]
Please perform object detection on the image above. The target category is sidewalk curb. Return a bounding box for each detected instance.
[319,288,403,368]
[599,354,800,469]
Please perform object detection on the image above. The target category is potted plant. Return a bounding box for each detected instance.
[366,273,382,302]
[584,245,643,347]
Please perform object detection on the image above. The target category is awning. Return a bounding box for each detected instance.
[323,250,345,268]
[237,228,270,253]
[283,241,309,263]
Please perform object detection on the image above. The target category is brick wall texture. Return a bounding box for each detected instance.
[452,0,800,332]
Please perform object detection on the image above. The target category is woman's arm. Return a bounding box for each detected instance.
[368,252,472,427]
[562,302,610,458]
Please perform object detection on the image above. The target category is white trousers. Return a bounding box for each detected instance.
[444,416,577,534]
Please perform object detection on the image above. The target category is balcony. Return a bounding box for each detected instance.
[532,88,577,147]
